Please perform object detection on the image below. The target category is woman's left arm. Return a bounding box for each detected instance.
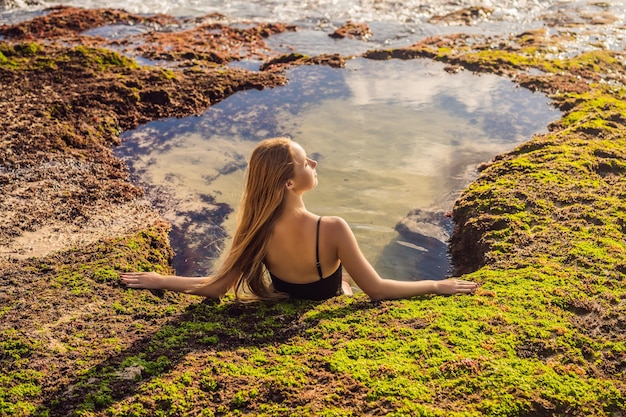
[330,217,478,301]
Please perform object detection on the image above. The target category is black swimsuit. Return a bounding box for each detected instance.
[269,217,343,301]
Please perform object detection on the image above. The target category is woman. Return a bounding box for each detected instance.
[121,137,478,301]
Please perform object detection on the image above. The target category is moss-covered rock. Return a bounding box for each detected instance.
[1,6,625,417]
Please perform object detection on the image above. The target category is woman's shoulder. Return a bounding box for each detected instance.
[320,215,352,235]
[320,215,348,226]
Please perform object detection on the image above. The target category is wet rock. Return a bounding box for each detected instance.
[428,6,493,26]
[392,209,454,279]
[329,21,372,40]
[395,209,453,247]
[0,6,175,39]
[1,0,43,9]
[0,33,287,259]
[260,53,346,72]
[140,89,171,105]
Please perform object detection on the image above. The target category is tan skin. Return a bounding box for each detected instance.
[121,142,479,300]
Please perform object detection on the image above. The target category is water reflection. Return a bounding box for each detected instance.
[117,58,561,281]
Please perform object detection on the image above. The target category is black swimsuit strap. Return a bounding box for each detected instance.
[315,216,323,279]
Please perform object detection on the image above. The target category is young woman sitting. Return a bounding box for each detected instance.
[121,137,478,301]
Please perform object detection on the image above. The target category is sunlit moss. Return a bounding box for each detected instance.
[0,370,44,416]
[3,16,626,417]
[70,45,139,71]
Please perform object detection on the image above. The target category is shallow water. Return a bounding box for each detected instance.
[117,58,561,279]
[3,0,626,54]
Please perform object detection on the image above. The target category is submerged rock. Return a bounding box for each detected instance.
[394,209,454,278]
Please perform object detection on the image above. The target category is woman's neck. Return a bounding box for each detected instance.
[283,190,309,215]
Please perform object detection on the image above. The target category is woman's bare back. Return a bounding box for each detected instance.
[265,213,341,284]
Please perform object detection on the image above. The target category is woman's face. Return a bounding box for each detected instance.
[289,142,318,192]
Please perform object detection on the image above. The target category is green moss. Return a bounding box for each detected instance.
[466,49,537,69]
[3,21,626,417]
[1,42,39,58]
[436,46,452,57]
[0,305,12,320]
[0,42,15,56]
[0,47,18,68]
[120,355,172,378]
[0,329,38,361]
[0,370,43,417]
[549,50,620,74]
[0,42,49,68]
[556,86,626,135]
[14,42,41,57]
[81,381,114,411]
[160,68,177,80]
[93,267,120,283]
[55,267,93,295]
[109,402,150,417]
[70,45,139,71]
[231,388,259,408]
[0,42,140,72]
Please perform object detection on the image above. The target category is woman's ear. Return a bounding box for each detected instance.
[285,180,294,189]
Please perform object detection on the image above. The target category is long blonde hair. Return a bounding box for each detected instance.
[200,137,295,301]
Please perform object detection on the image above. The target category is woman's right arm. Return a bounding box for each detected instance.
[120,272,232,298]
[330,217,478,301]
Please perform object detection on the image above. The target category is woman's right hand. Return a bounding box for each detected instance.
[120,272,165,289]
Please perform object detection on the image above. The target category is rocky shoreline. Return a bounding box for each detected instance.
[1,5,625,416]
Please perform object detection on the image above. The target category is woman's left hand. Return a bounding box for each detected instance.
[435,278,479,295]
